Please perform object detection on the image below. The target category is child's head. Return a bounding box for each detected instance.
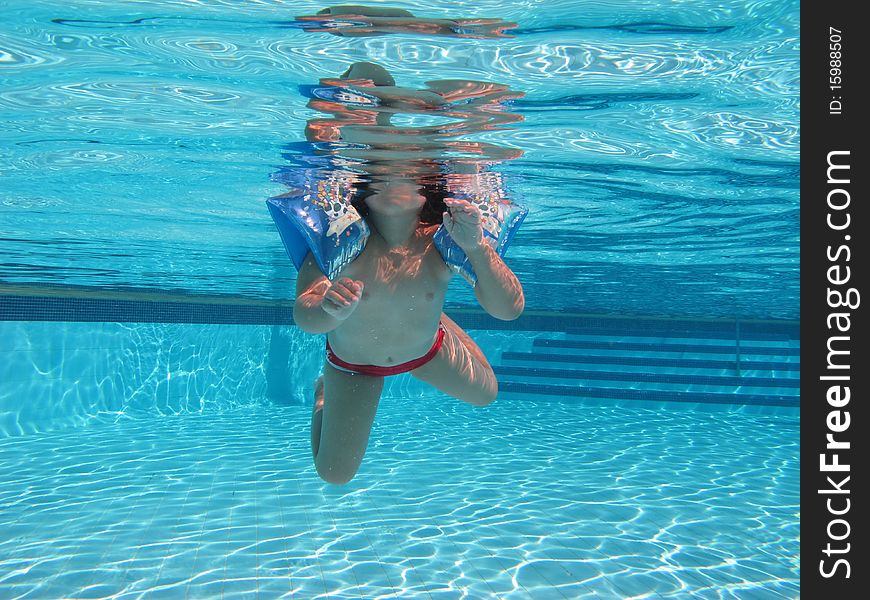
[336,62,443,224]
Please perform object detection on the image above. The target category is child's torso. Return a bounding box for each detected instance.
[326,224,454,366]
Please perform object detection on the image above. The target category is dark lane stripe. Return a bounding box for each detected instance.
[563,327,793,342]
[499,382,799,407]
[501,351,800,372]
[534,338,800,356]
[494,365,800,388]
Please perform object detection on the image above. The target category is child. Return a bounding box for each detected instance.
[292,62,525,485]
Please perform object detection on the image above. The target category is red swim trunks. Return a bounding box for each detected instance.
[326,321,446,376]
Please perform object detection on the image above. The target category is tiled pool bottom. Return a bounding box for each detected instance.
[0,397,799,599]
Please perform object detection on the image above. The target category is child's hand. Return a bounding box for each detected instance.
[442,198,484,251]
[320,278,364,321]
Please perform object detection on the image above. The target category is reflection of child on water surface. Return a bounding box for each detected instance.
[297,4,517,38]
[295,62,525,485]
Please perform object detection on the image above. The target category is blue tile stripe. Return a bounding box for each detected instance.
[1,288,801,338]
[498,381,799,407]
[501,351,800,372]
[0,294,294,325]
[494,365,800,388]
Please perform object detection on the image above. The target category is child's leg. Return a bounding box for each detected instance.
[410,313,497,406]
[311,362,385,485]
[311,374,326,458]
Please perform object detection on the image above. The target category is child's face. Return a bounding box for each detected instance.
[364,179,426,215]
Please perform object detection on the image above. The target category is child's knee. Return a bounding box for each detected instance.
[315,460,357,485]
[468,379,498,407]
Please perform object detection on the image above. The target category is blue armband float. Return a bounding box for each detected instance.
[433,170,528,285]
[266,169,527,284]
[266,169,370,281]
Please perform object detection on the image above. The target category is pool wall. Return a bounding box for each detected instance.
[1,289,799,438]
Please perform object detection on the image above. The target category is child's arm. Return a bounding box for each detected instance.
[293,253,364,333]
[465,243,525,321]
[442,198,524,321]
